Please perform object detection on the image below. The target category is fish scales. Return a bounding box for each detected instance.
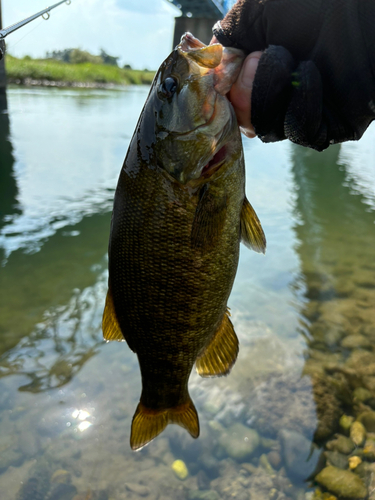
[103,32,266,450]
[110,153,243,401]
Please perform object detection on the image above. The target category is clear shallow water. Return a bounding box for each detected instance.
[0,86,375,500]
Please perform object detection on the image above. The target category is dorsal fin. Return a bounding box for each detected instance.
[240,197,266,254]
[130,399,199,451]
[195,309,239,378]
[102,287,124,342]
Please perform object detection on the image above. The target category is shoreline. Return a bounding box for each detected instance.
[7,78,130,89]
[5,56,155,88]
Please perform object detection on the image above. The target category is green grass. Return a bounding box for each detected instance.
[5,55,155,86]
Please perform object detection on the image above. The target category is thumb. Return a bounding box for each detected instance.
[229,52,262,138]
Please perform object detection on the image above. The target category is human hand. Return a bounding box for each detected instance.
[212,0,375,151]
[211,35,261,139]
[227,51,262,138]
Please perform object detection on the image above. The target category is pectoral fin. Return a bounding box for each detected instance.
[191,186,227,251]
[240,197,266,254]
[102,287,124,342]
[130,399,199,451]
[196,309,239,378]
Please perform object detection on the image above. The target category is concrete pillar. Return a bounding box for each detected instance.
[173,17,218,48]
[0,0,7,106]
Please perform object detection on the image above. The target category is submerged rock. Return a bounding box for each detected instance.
[259,454,274,474]
[250,373,341,441]
[172,460,189,480]
[187,491,220,500]
[326,434,355,455]
[350,421,366,446]
[363,436,375,460]
[16,467,50,500]
[16,478,45,500]
[339,414,354,434]
[279,429,323,482]
[324,451,348,470]
[125,483,150,496]
[315,466,367,499]
[348,456,362,470]
[267,450,281,469]
[51,470,72,485]
[197,470,211,490]
[46,483,77,500]
[250,374,318,439]
[341,334,371,349]
[218,423,259,461]
[0,448,23,472]
[358,410,375,432]
[353,387,373,403]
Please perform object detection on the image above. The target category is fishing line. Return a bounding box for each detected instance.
[6,19,45,53]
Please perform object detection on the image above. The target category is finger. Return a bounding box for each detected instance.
[251,45,296,142]
[228,52,262,138]
[210,36,220,45]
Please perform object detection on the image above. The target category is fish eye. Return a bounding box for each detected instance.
[159,77,178,99]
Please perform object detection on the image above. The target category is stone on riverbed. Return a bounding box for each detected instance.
[218,423,259,461]
[358,410,375,432]
[353,387,373,403]
[315,466,367,499]
[339,414,354,434]
[324,451,348,470]
[187,491,220,500]
[341,334,371,349]
[326,434,355,455]
[350,421,366,446]
[279,429,323,482]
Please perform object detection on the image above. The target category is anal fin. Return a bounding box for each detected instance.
[102,287,125,342]
[130,398,199,451]
[196,309,239,378]
[241,197,266,254]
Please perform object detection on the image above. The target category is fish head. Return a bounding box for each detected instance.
[140,33,245,185]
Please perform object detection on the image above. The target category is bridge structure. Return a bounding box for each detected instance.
[168,0,235,47]
[0,1,5,107]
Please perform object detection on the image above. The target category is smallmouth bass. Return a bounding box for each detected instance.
[102,33,266,450]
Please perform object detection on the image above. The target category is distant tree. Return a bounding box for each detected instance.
[100,49,119,67]
[123,64,132,70]
[47,49,73,63]
[69,49,103,65]
[45,48,119,66]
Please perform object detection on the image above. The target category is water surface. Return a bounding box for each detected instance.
[0,85,375,500]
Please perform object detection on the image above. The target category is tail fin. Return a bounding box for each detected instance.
[130,398,199,451]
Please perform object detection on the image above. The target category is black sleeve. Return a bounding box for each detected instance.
[213,0,375,151]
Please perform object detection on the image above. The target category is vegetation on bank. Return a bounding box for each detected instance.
[5,53,155,86]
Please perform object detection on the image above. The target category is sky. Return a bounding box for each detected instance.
[2,0,182,69]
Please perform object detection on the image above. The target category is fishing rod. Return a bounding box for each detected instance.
[0,0,72,60]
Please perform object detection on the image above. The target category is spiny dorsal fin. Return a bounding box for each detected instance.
[240,197,266,254]
[130,399,199,451]
[191,186,227,251]
[102,287,124,342]
[195,309,239,378]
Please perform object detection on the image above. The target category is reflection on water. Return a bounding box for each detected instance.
[0,94,19,228]
[0,86,375,500]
